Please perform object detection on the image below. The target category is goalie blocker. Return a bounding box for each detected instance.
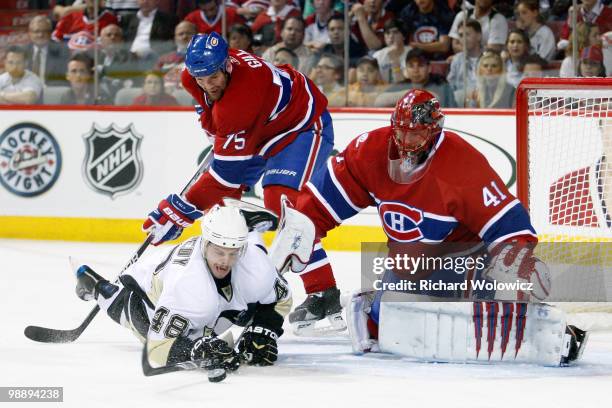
[346,292,589,366]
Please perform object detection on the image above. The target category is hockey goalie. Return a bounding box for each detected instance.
[270,89,589,366]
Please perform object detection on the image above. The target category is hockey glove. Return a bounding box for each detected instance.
[143,194,203,245]
[485,241,551,301]
[190,336,240,372]
[238,325,279,366]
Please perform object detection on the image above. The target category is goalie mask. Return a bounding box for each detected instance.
[201,205,249,277]
[388,89,444,184]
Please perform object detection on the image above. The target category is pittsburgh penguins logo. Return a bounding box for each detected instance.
[0,123,62,197]
[378,202,424,242]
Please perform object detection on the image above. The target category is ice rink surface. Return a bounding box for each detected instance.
[2,239,612,408]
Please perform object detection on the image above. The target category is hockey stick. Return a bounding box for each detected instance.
[24,149,214,343]
[141,323,252,383]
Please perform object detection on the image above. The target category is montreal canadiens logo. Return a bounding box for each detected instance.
[379,202,424,242]
[0,123,62,197]
[414,26,439,44]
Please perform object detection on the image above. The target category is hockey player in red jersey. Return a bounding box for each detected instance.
[273,89,557,336]
[143,32,344,334]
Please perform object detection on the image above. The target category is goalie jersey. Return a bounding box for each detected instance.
[118,235,292,367]
[296,127,537,246]
[181,48,328,211]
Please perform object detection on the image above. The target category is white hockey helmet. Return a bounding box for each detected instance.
[201,204,249,253]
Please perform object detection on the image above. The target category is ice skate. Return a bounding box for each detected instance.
[289,287,347,336]
[561,325,590,365]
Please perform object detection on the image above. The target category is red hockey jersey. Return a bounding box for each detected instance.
[52,9,118,41]
[182,48,328,210]
[296,126,537,244]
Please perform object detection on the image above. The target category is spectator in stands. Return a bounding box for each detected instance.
[53,0,85,21]
[318,15,367,66]
[448,0,509,52]
[184,0,245,34]
[372,19,410,84]
[604,30,612,77]
[400,0,454,60]
[61,53,111,105]
[578,45,606,77]
[336,56,386,107]
[302,0,344,18]
[515,0,556,61]
[0,46,43,105]
[121,0,178,59]
[350,0,394,52]
[313,54,344,102]
[502,29,531,87]
[560,22,601,77]
[106,0,141,20]
[273,47,300,68]
[447,20,482,107]
[25,16,69,86]
[251,0,301,46]
[98,24,144,97]
[235,0,272,21]
[132,71,179,105]
[52,0,119,42]
[375,48,454,107]
[472,49,514,108]
[522,54,548,77]
[228,23,254,51]
[559,0,612,52]
[154,21,196,95]
[262,17,315,74]
[304,0,337,51]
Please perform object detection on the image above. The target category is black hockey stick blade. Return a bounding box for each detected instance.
[24,305,100,343]
[141,346,205,377]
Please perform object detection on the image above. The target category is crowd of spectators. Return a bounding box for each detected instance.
[0,0,610,108]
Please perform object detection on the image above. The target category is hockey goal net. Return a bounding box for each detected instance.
[516,78,612,330]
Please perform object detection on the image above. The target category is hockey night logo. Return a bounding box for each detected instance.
[0,123,62,197]
[82,123,143,199]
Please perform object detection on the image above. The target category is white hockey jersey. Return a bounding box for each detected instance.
[123,234,292,366]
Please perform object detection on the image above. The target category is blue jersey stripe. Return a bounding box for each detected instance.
[309,162,360,221]
[481,203,536,243]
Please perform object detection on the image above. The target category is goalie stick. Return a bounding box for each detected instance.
[23,148,214,343]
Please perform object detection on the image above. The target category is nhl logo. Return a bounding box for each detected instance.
[0,123,62,197]
[82,123,143,199]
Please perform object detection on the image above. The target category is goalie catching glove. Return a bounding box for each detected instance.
[485,240,551,301]
[190,335,240,372]
[143,194,203,245]
[238,325,279,366]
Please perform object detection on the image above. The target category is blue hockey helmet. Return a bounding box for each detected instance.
[185,32,229,77]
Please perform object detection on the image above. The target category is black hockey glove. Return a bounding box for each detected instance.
[190,336,240,372]
[238,326,279,366]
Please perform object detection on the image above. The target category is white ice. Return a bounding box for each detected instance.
[2,239,612,408]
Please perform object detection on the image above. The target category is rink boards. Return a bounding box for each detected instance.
[0,106,515,249]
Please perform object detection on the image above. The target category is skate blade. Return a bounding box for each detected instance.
[292,313,347,337]
[576,331,590,361]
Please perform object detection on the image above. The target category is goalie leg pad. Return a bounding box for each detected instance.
[345,291,378,353]
[377,294,579,366]
[269,195,316,273]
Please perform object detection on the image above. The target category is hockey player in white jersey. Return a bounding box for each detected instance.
[74,202,291,374]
